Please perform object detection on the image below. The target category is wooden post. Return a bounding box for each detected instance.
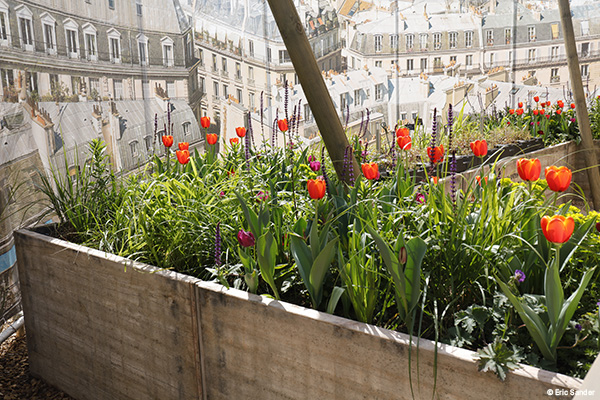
[266,0,359,182]
[558,0,600,210]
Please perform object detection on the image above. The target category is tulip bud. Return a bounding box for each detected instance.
[399,246,407,265]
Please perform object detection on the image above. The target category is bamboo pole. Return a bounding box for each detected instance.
[557,0,600,210]
[266,0,359,182]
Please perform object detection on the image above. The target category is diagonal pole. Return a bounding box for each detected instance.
[558,0,600,210]
[266,0,359,183]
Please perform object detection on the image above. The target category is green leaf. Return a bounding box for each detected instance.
[405,236,427,312]
[290,234,313,293]
[235,191,260,237]
[544,255,564,330]
[309,238,338,308]
[257,232,279,299]
[327,286,345,314]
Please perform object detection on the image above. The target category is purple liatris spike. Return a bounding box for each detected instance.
[428,108,438,178]
[342,146,349,182]
[248,111,255,149]
[245,116,251,170]
[284,80,289,121]
[345,103,350,129]
[448,105,456,210]
[362,141,369,163]
[363,109,370,138]
[359,112,364,137]
[346,145,355,185]
[214,222,222,267]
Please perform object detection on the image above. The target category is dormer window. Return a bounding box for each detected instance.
[63,19,80,59]
[16,5,34,51]
[108,28,121,63]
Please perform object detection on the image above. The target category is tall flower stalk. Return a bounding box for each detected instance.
[321,147,331,196]
[448,104,457,210]
[428,108,438,179]
[214,222,222,267]
[245,116,251,171]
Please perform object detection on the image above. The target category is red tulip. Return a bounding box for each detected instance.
[517,158,541,182]
[162,135,174,148]
[518,102,523,108]
[538,130,544,135]
[396,127,410,137]
[545,166,572,192]
[201,116,210,129]
[570,103,576,109]
[235,127,246,138]
[541,215,575,244]
[470,140,488,157]
[556,109,562,115]
[397,135,412,150]
[278,119,288,132]
[176,149,190,164]
[230,138,239,145]
[557,100,564,108]
[509,109,515,115]
[206,133,218,145]
[534,96,540,103]
[533,109,539,116]
[476,176,488,186]
[427,145,444,164]
[307,178,326,199]
[178,142,189,151]
[361,163,379,180]
[237,229,255,247]
[431,176,439,184]
[546,115,550,119]
[546,101,552,107]
[540,109,545,115]
[516,108,524,116]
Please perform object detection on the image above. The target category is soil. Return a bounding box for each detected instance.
[0,333,73,400]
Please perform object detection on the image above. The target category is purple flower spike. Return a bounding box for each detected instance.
[514,269,526,283]
[237,229,255,248]
[214,222,222,267]
[575,323,582,332]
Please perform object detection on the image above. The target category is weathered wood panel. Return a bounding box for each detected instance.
[195,280,581,400]
[15,229,203,400]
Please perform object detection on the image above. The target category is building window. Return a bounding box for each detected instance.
[375,84,383,101]
[212,54,217,71]
[528,26,536,42]
[221,57,227,72]
[144,136,153,152]
[433,57,441,68]
[213,81,219,97]
[130,141,139,157]
[182,122,191,136]
[248,39,254,56]
[248,66,254,81]
[83,24,97,61]
[64,19,80,59]
[450,55,457,63]
[235,62,241,79]
[162,37,174,67]
[223,84,228,99]
[340,93,347,112]
[113,79,123,100]
[433,33,441,50]
[465,31,473,48]
[108,29,121,63]
[420,34,428,50]
[374,34,382,52]
[136,0,143,16]
[551,46,559,59]
[27,71,38,93]
[16,6,34,51]
[466,54,473,66]
[249,92,255,109]
[108,0,115,9]
[551,24,559,40]
[279,49,290,63]
[449,32,457,49]
[199,76,205,93]
[582,64,589,77]
[267,47,272,62]
[137,34,149,66]
[390,34,398,50]
[375,60,382,67]
[406,34,414,51]
[528,48,536,63]
[167,80,175,97]
[236,88,242,104]
[551,68,559,82]
[354,89,361,106]
[504,28,512,45]
[420,58,427,71]
[486,30,493,46]
[489,52,494,67]
[581,42,590,57]
[407,59,413,71]
[0,9,9,44]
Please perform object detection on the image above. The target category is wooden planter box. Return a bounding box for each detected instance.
[15,227,582,400]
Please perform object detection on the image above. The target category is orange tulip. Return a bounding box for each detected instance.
[278,119,288,132]
[516,108,524,116]
[162,135,173,148]
[361,163,379,180]
[518,102,523,108]
[545,166,572,192]
[431,176,439,184]
[557,100,564,108]
[476,176,488,186]
[176,149,190,164]
[201,116,210,129]
[206,133,218,145]
[396,127,409,137]
[517,158,541,182]
[570,103,575,109]
[178,142,189,151]
[397,135,412,150]
[541,215,575,244]
[540,109,545,115]
[230,138,239,145]
[509,109,515,115]
[533,109,539,116]
[470,140,487,157]
[556,109,562,115]
[235,127,246,138]
[307,178,326,200]
[427,145,444,164]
